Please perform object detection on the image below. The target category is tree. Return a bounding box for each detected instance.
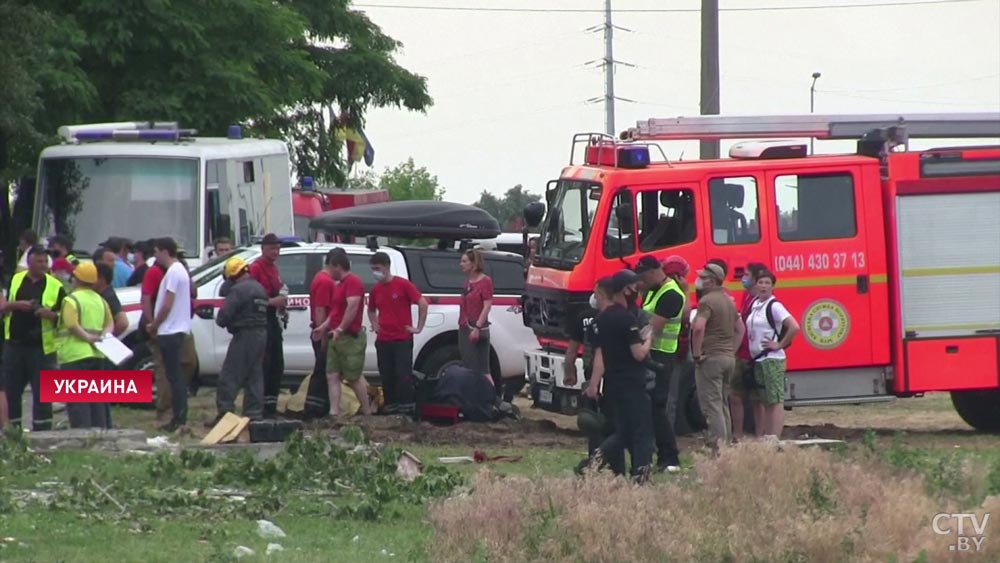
[378,158,445,201]
[473,184,542,230]
[0,0,431,264]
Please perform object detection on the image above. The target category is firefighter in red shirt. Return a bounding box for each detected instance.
[731,262,767,441]
[303,249,339,419]
[248,234,288,419]
[367,251,428,414]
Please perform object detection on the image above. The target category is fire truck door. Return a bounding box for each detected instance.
[765,167,873,369]
[703,174,770,289]
[602,184,704,270]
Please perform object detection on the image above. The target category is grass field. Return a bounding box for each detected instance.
[2,391,998,562]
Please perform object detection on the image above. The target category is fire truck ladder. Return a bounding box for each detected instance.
[621,112,1000,145]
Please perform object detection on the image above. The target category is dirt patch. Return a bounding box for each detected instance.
[353,414,583,449]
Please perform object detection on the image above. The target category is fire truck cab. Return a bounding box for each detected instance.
[522,113,1000,432]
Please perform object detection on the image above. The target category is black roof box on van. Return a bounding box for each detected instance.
[309,200,502,239]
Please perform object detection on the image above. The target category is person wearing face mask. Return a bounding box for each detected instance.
[691,262,745,454]
[731,262,767,441]
[585,270,655,482]
[634,255,685,473]
[367,251,428,414]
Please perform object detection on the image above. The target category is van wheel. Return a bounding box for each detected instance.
[951,390,1000,433]
[420,345,463,380]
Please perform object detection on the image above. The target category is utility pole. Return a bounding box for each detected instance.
[586,1,633,137]
[700,0,720,159]
[604,0,615,136]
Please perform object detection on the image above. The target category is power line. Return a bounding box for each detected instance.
[354,0,983,14]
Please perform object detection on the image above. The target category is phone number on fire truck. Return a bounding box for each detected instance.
[774,252,865,272]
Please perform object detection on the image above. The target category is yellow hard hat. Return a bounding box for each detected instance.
[224,257,248,279]
[73,262,99,284]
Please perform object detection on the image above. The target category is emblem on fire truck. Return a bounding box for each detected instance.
[803,299,850,349]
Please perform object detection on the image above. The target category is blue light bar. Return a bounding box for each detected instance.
[71,128,193,143]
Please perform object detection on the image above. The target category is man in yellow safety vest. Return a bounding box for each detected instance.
[635,255,688,473]
[2,245,66,430]
[56,262,114,428]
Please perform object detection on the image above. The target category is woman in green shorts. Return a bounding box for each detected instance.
[745,271,800,439]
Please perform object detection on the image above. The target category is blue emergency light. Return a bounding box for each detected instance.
[62,121,195,144]
[617,145,650,169]
[302,176,315,190]
[227,124,243,140]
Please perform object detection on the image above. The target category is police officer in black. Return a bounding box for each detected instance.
[584,271,655,482]
[566,278,617,473]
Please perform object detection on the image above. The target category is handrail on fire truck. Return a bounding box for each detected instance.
[621,112,1000,143]
[569,132,670,167]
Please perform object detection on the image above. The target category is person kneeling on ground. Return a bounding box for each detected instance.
[58,262,114,429]
[207,257,269,427]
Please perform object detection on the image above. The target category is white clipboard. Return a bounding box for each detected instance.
[95,335,134,366]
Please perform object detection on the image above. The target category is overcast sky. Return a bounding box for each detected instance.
[360,0,1000,204]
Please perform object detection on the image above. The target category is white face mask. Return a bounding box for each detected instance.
[372,270,386,282]
[589,294,598,309]
[127,253,135,264]
[694,277,705,291]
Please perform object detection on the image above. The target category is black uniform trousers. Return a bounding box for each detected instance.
[261,316,284,418]
[304,338,330,418]
[650,350,681,467]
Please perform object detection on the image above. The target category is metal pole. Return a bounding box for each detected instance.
[810,72,821,154]
[604,0,615,136]
[699,0,720,159]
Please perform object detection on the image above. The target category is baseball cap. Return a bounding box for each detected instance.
[633,255,662,275]
[73,261,98,284]
[260,233,281,246]
[696,263,726,283]
[611,269,641,293]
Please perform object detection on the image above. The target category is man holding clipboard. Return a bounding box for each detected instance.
[56,262,115,429]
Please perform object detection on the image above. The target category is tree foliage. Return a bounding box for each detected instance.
[378,158,445,202]
[0,0,431,261]
[473,184,542,230]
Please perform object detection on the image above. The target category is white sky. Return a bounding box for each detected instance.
[361,0,1000,205]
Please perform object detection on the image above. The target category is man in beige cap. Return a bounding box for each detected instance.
[690,262,745,453]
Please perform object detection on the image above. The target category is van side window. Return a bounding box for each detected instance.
[347,254,377,290]
[637,189,697,252]
[709,177,759,245]
[485,259,526,293]
[775,173,857,241]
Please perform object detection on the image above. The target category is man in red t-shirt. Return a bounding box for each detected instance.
[248,234,288,418]
[367,251,428,414]
[140,254,198,424]
[311,250,370,416]
[302,250,339,419]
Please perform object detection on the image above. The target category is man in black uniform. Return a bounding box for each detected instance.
[585,271,655,482]
[566,279,617,473]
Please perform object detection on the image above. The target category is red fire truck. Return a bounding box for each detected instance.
[521,113,1000,432]
[292,176,389,241]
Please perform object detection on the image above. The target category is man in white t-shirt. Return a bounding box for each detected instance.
[146,237,192,432]
[745,270,800,439]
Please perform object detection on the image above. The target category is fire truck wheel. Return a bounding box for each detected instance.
[951,390,1000,433]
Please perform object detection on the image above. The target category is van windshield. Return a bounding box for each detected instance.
[35,156,199,253]
[538,179,599,267]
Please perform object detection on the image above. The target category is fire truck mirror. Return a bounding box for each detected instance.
[523,202,545,228]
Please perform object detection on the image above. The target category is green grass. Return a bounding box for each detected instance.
[4,395,1000,562]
